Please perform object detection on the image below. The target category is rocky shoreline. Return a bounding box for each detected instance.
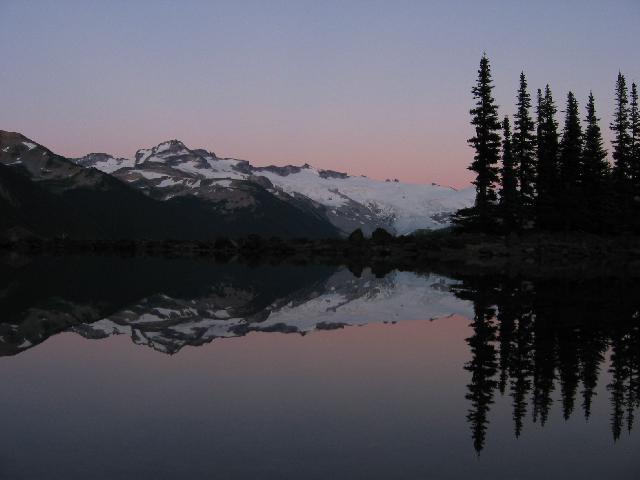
[2,230,640,278]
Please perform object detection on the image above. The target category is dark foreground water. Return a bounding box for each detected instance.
[0,256,638,479]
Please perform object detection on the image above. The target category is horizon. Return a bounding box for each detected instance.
[1,0,639,188]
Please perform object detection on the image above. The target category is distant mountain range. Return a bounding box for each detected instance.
[0,130,473,240]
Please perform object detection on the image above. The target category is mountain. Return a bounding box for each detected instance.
[74,139,474,235]
[0,130,472,240]
[0,131,339,239]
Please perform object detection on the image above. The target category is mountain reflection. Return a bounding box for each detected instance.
[454,276,640,452]
[0,256,469,355]
[1,255,639,453]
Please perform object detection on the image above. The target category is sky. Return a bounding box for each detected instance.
[0,0,638,188]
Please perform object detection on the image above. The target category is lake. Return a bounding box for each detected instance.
[0,256,638,479]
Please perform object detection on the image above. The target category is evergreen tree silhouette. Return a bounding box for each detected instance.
[630,83,640,189]
[581,92,611,231]
[536,86,560,230]
[558,92,583,229]
[559,92,583,184]
[459,54,501,231]
[630,82,640,231]
[513,72,537,228]
[611,72,632,182]
[499,117,519,231]
[610,73,632,229]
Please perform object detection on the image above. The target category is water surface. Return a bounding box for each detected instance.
[0,256,638,479]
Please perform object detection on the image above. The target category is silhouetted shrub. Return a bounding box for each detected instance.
[348,228,365,244]
[371,228,394,244]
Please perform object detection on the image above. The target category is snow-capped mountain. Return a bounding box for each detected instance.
[74,152,134,173]
[1,129,472,239]
[75,140,474,235]
[254,165,474,234]
[0,131,339,239]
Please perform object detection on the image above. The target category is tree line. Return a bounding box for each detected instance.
[457,54,640,233]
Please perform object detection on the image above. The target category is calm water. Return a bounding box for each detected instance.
[0,256,638,479]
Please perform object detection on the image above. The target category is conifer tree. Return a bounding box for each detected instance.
[499,116,518,231]
[630,82,640,198]
[535,85,560,229]
[583,93,609,183]
[512,72,536,226]
[611,73,632,184]
[559,92,583,187]
[536,88,544,154]
[581,92,610,230]
[463,54,501,230]
[558,92,583,228]
[610,73,633,229]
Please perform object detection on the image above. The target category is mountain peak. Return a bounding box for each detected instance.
[133,139,218,166]
[155,139,187,153]
[0,130,44,153]
[135,140,188,164]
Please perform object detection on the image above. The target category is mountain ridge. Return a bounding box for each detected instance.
[0,131,340,240]
[74,138,474,235]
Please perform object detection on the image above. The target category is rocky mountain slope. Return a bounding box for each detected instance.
[0,131,339,239]
[75,139,474,235]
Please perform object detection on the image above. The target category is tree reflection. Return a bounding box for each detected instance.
[456,276,640,452]
[460,280,498,454]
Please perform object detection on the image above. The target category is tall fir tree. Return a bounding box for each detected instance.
[630,82,640,199]
[610,73,633,229]
[499,116,518,230]
[461,54,502,230]
[558,92,583,229]
[610,72,632,183]
[512,72,537,226]
[535,85,560,229]
[581,92,610,231]
[559,92,583,187]
[536,88,544,153]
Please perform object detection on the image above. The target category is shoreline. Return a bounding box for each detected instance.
[3,231,640,278]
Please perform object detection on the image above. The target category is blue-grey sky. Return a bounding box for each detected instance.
[0,0,638,186]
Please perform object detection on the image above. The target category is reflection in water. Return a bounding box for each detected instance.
[0,255,639,467]
[0,256,468,355]
[454,277,640,452]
